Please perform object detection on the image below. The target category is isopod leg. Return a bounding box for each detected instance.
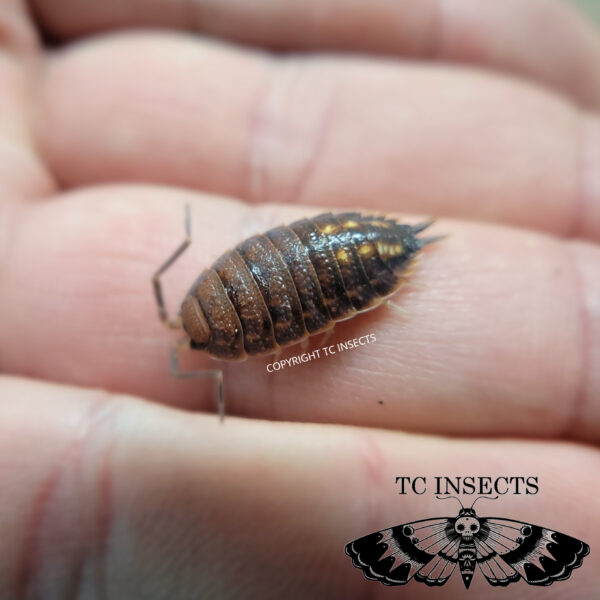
[386,300,409,314]
[300,337,310,354]
[152,203,192,329]
[320,325,335,347]
[170,337,225,422]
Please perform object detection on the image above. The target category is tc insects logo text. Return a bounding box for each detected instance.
[345,496,589,590]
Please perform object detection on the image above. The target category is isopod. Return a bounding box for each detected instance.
[153,207,441,418]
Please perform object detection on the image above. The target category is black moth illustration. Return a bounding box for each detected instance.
[345,496,590,589]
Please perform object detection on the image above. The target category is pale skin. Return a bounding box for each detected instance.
[1,0,600,598]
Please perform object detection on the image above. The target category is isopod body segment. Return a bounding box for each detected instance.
[180,212,439,361]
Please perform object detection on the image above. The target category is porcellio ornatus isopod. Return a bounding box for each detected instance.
[153,208,442,417]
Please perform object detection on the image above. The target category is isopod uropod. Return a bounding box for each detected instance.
[153,207,441,418]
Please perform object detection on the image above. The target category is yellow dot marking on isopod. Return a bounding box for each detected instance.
[359,244,375,258]
[372,220,392,228]
[344,220,359,228]
[322,223,338,234]
[336,249,350,263]
[377,242,404,259]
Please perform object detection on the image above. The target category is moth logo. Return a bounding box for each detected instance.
[345,496,589,589]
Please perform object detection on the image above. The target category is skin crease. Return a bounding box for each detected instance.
[0,1,599,599]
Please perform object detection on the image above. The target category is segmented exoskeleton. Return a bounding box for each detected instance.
[153,209,441,416]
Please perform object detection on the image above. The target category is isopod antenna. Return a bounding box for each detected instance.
[152,203,225,422]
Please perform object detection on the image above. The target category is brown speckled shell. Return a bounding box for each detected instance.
[182,212,428,360]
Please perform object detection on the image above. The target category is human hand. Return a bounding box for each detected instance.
[1,1,599,598]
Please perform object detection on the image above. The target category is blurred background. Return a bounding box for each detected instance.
[571,0,600,25]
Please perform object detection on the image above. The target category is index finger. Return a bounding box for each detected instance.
[2,188,599,442]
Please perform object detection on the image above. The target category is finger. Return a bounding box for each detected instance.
[0,2,54,203]
[0,1,38,54]
[0,52,55,204]
[30,0,600,109]
[1,188,599,441]
[37,34,600,240]
[3,376,598,599]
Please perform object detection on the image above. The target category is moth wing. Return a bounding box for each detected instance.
[475,517,590,586]
[345,517,460,586]
[473,533,520,587]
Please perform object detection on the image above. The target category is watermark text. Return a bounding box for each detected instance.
[266,333,376,372]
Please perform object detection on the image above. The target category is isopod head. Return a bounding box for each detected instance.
[181,294,211,350]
